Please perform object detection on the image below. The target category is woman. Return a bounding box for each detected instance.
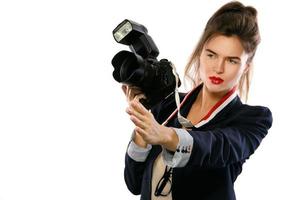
[122,1,273,200]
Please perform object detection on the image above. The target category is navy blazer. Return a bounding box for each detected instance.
[124,85,273,200]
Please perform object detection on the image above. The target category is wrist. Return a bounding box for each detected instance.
[133,131,147,148]
[161,126,178,152]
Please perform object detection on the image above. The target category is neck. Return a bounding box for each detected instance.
[197,85,228,112]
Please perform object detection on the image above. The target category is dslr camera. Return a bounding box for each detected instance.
[111,19,181,109]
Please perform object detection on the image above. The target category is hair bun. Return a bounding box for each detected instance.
[245,6,257,17]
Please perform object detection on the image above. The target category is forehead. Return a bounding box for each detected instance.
[204,35,245,57]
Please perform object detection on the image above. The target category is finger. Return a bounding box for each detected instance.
[130,99,149,115]
[128,88,137,101]
[122,85,129,102]
[128,85,142,91]
[126,106,147,122]
[134,93,146,102]
[134,126,149,141]
[128,87,143,100]
[121,85,131,102]
[129,115,147,130]
[121,85,127,95]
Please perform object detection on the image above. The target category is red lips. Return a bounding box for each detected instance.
[209,76,224,84]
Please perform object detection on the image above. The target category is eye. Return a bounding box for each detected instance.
[228,59,240,65]
[206,53,215,58]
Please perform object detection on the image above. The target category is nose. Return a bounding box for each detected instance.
[214,59,225,74]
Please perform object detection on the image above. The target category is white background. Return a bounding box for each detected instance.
[0,0,299,199]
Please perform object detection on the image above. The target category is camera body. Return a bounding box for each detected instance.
[111,19,180,109]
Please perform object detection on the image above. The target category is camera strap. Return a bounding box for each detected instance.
[164,64,238,129]
[170,64,194,129]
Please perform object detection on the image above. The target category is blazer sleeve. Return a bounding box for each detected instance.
[185,106,273,168]
[124,152,147,195]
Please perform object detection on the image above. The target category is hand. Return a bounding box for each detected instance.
[122,85,148,147]
[121,85,145,103]
[126,98,178,151]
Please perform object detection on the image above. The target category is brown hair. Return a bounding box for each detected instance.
[184,1,260,102]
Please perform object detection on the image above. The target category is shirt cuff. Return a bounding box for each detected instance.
[162,128,193,168]
[127,140,152,162]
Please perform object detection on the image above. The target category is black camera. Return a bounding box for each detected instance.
[111,19,181,109]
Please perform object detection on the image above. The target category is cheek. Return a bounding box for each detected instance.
[199,63,208,80]
[199,57,210,77]
[225,66,244,84]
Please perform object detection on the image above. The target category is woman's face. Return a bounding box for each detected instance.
[199,34,249,94]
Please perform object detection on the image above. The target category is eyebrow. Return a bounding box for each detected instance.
[205,48,241,60]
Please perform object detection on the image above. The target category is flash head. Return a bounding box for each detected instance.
[113,21,132,43]
[113,19,145,44]
[112,19,159,59]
